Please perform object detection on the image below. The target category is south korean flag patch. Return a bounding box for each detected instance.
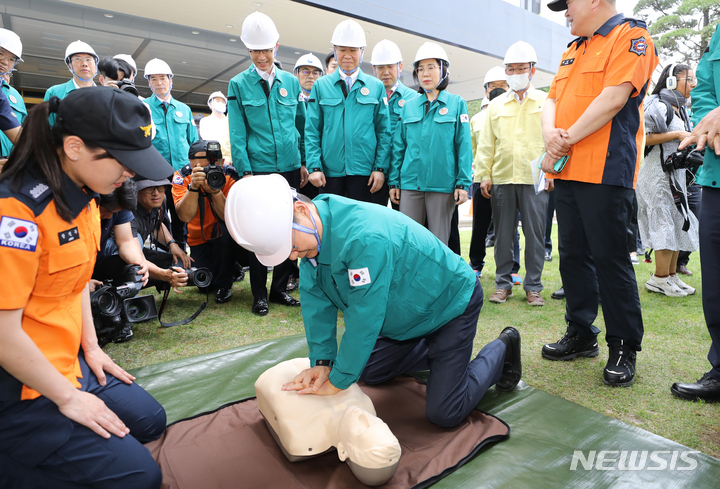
[172,173,184,185]
[0,216,39,252]
[348,267,372,287]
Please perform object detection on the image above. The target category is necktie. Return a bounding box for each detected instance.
[386,90,393,100]
[346,76,353,91]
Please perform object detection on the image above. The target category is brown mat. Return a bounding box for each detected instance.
[145,377,509,489]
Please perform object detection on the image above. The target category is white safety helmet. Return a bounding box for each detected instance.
[293,53,324,75]
[0,29,23,61]
[483,66,506,88]
[503,41,537,65]
[241,11,280,50]
[413,42,449,68]
[225,174,295,267]
[371,40,402,65]
[207,91,228,106]
[143,58,174,79]
[113,54,137,74]
[65,40,98,65]
[331,19,366,48]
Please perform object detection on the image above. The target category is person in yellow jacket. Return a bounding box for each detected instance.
[477,41,549,307]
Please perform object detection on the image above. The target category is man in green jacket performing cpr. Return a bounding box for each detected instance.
[226,175,522,427]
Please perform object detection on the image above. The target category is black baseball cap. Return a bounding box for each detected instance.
[188,139,223,159]
[547,0,568,11]
[52,86,173,180]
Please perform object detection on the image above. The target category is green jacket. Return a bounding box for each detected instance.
[389,90,473,192]
[147,94,198,172]
[387,81,418,135]
[299,195,476,389]
[0,81,26,156]
[227,67,305,175]
[304,70,391,177]
[694,25,720,187]
[44,79,79,126]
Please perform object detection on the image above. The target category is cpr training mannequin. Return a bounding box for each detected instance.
[255,358,401,486]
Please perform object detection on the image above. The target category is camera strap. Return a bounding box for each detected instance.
[198,191,222,242]
[668,170,692,232]
[157,287,208,328]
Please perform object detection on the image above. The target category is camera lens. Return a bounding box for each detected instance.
[96,290,120,316]
[188,267,213,288]
[126,301,148,321]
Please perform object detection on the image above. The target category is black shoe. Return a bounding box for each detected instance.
[551,287,565,300]
[544,251,552,262]
[542,330,599,361]
[485,237,495,248]
[495,327,522,392]
[603,341,636,387]
[252,298,269,316]
[671,372,720,402]
[110,323,134,344]
[286,276,299,292]
[269,291,300,307]
[215,288,232,304]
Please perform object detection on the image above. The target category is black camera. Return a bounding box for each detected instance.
[115,78,139,96]
[175,266,213,288]
[662,146,705,174]
[91,264,158,345]
[202,141,225,190]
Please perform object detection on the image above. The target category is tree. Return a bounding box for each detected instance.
[634,0,720,64]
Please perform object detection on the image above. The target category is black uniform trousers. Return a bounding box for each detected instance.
[249,169,301,301]
[190,220,245,291]
[555,180,644,351]
[700,187,720,380]
[321,175,384,204]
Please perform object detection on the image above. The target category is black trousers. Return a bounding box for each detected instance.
[321,175,383,204]
[544,190,555,253]
[469,186,493,271]
[249,169,301,301]
[165,186,186,250]
[555,180,644,351]
[189,221,245,291]
[699,187,720,380]
[678,183,702,268]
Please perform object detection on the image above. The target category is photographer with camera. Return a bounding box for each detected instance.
[637,63,699,297]
[0,87,170,489]
[173,139,243,303]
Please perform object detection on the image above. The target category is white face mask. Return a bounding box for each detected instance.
[212,100,226,113]
[507,73,530,92]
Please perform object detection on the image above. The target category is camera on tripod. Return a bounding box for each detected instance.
[662,146,705,173]
[90,264,158,346]
[202,141,225,190]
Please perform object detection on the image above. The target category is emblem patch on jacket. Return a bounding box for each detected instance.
[0,216,38,252]
[348,267,372,286]
[629,37,647,56]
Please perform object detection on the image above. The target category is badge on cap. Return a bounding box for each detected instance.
[439,107,449,115]
[175,111,183,118]
[140,124,152,138]
[460,114,469,123]
[279,88,288,98]
[0,216,39,252]
[8,95,17,104]
[629,37,647,56]
[348,267,372,287]
[360,87,370,96]
[398,99,405,108]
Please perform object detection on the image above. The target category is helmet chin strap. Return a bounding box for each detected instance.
[291,206,322,267]
[0,61,17,77]
[69,65,97,83]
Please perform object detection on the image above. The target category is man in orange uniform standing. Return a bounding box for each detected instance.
[539,0,658,387]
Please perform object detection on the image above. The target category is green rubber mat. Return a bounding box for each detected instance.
[132,334,720,488]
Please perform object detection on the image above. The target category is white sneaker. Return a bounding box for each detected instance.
[645,274,687,297]
[670,274,695,295]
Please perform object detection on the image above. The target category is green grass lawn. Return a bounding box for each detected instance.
[106,228,720,458]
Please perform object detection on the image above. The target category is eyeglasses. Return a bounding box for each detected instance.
[141,186,166,194]
[299,69,322,77]
[0,52,19,64]
[71,56,95,64]
[249,49,273,55]
[417,64,439,74]
[505,66,531,75]
[681,76,697,83]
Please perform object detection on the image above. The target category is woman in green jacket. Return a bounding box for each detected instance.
[389,42,472,246]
